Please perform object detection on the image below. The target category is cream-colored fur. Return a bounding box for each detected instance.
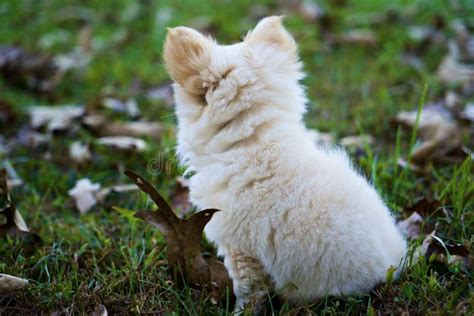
[163,16,407,309]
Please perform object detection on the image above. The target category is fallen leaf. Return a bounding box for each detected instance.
[0,274,29,294]
[69,141,92,165]
[125,170,233,303]
[171,177,191,217]
[28,105,85,132]
[405,198,443,217]
[15,128,51,148]
[328,29,378,46]
[396,212,423,238]
[68,178,101,214]
[339,135,373,148]
[397,158,428,174]
[0,169,42,245]
[451,19,474,64]
[0,45,58,93]
[146,83,175,107]
[281,0,324,23]
[103,97,140,118]
[68,178,140,213]
[53,47,90,73]
[96,184,139,202]
[421,232,470,273]
[91,304,108,316]
[97,136,147,152]
[444,91,461,109]
[83,114,162,140]
[393,109,462,163]
[460,103,474,122]
[437,54,474,83]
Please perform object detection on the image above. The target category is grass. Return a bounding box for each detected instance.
[0,0,473,314]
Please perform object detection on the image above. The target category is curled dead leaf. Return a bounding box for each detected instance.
[147,83,175,107]
[393,109,462,164]
[68,178,139,214]
[328,29,378,46]
[91,304,108,316]
[396,212,423,239]
[437,54,474,83]
[83,114,163,141]
[0,274,29,294]
[68,178,101,214]
[0,45,58,93]
[28,105,85,132]
[339,135,373,149]
[103,97,140,118]
[421,232,471,273]
[171,177,191,218]
[97,136,147,152]
[0,169,42,246]
[125,170,233,303]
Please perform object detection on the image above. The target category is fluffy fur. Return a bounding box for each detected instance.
[163,16,407,308]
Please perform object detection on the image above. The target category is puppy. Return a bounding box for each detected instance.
[163,16,407,310]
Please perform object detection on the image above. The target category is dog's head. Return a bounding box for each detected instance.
[163,16,305,123]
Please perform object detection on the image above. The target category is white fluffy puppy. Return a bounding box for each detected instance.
[163,16,407,309]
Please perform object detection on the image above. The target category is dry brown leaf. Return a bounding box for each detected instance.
[95,184,139,202]
[0,274,29,294]
[83,114,162,140]
[171,177,191,218]
[328,29,378,46]
[0,169,42,246]
[28,105,85,132]
[103,97,140,118]
[421,232,470,272]
[397,158,429,174]
[339,135,373,149]
[281,0,324,23]
[91,304,108,316]
[125,170,233,303]
[97,136,147,152]
[147,83,175,107]
[0,45,58,93]
[393,109,462,164]
[396,212,423,239]
[437,54,474,83]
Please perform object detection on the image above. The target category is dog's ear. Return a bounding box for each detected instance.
[164,27,212,86]
[245,16,296,54]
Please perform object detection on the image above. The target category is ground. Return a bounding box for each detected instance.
[0,0,473,314]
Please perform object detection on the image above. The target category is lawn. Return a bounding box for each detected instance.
[0,0,472,314]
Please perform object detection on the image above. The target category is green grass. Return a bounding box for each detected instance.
[0,0,473,314]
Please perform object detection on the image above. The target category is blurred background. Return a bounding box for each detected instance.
[0,0,473,314]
